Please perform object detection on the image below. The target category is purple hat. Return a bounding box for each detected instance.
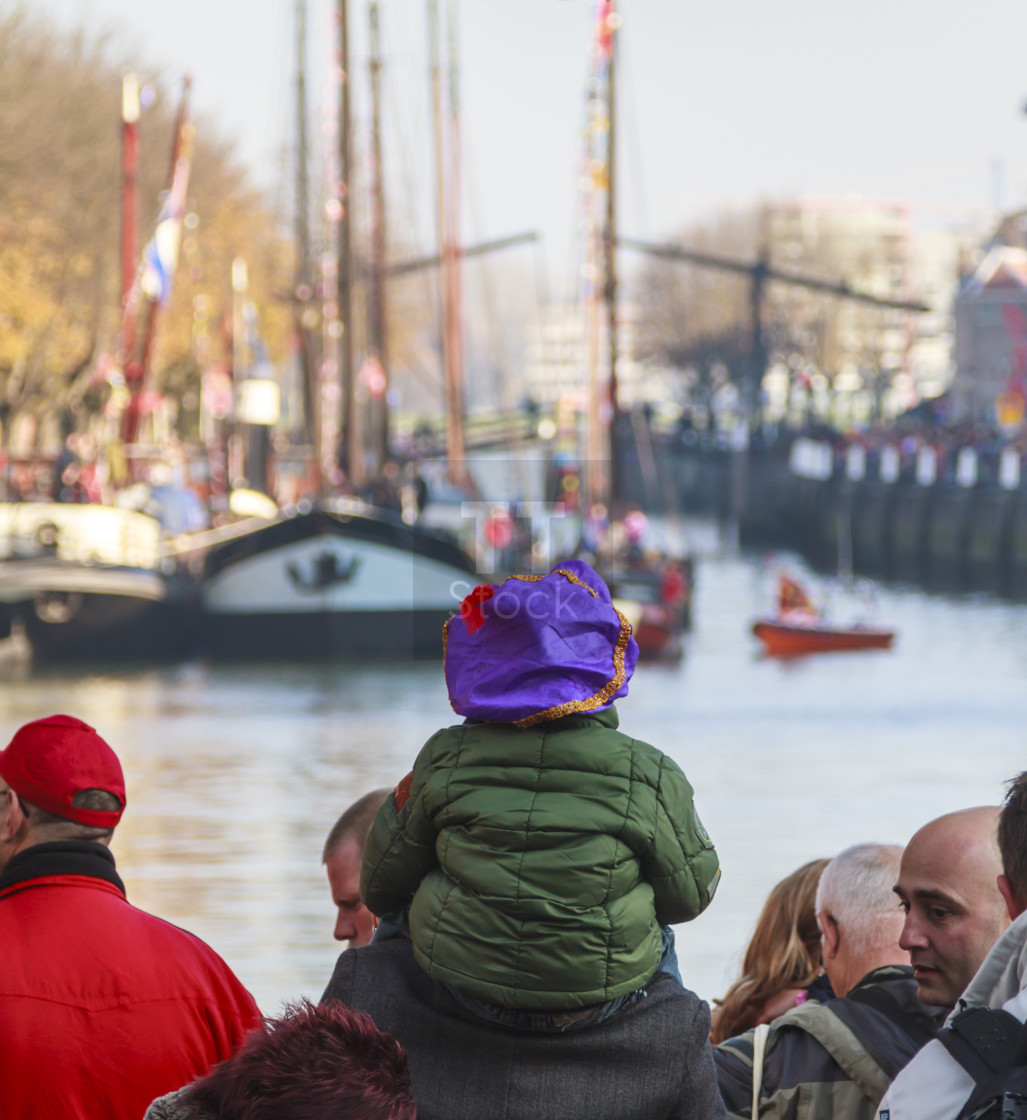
[444,559,638,727]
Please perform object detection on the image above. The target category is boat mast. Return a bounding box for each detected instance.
[428,0,467,487]
[117,72,141,483]
[604,1,620,509]
[585,2,614,514]
[120,74,140,357]
[339,0,360,489]
[295,2,311,295]
[428,0,446,444]
[367,0,389,475]
[445,5,467,487]
[294,0,321,492]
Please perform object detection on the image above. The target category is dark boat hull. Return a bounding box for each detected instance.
[20,591,195,662]
[199,500,477,659]
[201,605,457,659]
[0,600,14,641]
[0,562,197,662]
[0,503,196,662]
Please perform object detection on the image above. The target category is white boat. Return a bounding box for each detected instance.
[0,502,196,662]
[199,498,476,658]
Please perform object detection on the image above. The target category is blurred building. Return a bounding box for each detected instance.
[522,302,680,413]
[522,304,586,409]
[905,226,976,402]
[766,200,983,415]
[951,211,1027,424]
[767,200,916,413]
[521,202,983,426]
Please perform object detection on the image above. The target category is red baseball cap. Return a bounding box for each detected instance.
[0,715,126,827]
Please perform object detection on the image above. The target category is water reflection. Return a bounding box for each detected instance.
[1,521,1025,1011]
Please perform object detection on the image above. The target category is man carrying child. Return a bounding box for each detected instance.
[324,560,724,1120]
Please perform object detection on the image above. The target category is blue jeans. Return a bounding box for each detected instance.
[372,915,682,1033]
[657,923,682,984]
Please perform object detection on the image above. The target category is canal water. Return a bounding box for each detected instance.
[0,516,1024,1014]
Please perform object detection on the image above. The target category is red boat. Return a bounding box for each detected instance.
[608,559,692,661]
[615,599,683,660]
[752,619,895,657]
[752,573,895,657]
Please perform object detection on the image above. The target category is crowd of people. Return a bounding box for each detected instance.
[783,417,1027,491]
[1,559,1024,1120]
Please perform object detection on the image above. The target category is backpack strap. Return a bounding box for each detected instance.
[963,1094,1027,1120]
[775,1002,892,1104]
[751,1022,770,1120]
[938,1007,1027,1084]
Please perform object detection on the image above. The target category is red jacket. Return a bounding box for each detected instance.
[0,843,262,1120]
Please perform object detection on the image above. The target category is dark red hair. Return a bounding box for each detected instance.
[186,999,416,1120]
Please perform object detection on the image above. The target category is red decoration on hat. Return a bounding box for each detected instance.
[459,584,494,635]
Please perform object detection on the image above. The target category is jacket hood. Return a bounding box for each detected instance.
[950,907,1027,1023]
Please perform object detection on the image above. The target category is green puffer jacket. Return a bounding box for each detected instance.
[360,705,720,1010]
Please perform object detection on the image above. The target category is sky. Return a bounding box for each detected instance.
[26,0,1027,298]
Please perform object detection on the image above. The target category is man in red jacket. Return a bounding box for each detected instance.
[0,714,262,1120]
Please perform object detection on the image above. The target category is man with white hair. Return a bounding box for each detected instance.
[716,844,946,1120]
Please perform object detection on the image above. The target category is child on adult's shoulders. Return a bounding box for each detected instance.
[360,558,720,1027]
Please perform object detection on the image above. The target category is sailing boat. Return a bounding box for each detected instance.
[580,0,694,660]
[198,0,476,659]
[0,76,200,662]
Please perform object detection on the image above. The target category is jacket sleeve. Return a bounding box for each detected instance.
[715,1028,807,1120]
[641,752,720,925]
[220,976,263,1054]
[195,945,263,1061]
[359,733,444,917]
[714,1032,756,1117]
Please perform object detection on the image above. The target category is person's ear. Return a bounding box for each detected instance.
[0,789,25,843]
[997,874,1026,922]
[818,909,841,960]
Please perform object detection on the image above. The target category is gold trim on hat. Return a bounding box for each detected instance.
[442,568,633,727]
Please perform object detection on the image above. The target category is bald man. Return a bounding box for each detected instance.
[893,807,1009,1010]
[876,776,1027,1120]
[323,789,390,946]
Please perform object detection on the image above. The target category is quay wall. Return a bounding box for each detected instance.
[616,437,1027,599]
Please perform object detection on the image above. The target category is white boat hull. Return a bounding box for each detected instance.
[200,501,476,658]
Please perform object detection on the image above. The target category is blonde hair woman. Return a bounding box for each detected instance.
[711,858,831,1044]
